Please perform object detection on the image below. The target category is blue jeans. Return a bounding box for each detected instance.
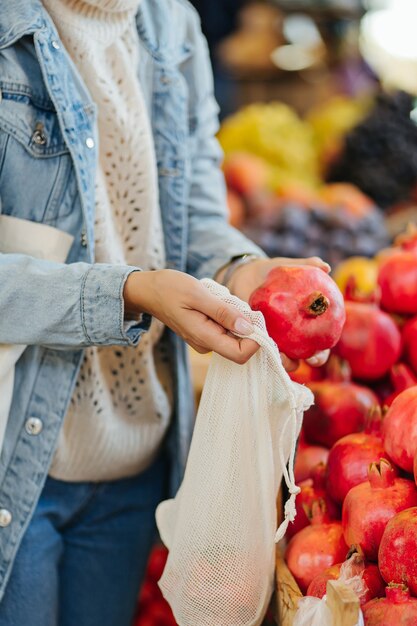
[0,453,168,626]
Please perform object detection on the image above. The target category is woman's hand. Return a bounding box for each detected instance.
[224,256,331,372]
[124,269,259,364]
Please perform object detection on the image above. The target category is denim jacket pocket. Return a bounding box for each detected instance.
[0,81,73,225]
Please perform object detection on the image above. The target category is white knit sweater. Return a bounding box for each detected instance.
[44,0,172,481]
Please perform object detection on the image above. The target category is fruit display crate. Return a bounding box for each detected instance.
[274,489,361,626]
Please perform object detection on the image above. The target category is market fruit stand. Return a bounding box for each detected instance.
[190,220,417,624]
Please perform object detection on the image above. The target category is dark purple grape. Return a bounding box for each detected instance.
[279,204,311,233]
[279,232,305,257]
[330,229,353,250]
[327,91,417,208]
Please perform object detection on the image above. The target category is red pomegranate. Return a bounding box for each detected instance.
[384,363,417,407]
[306,547,385,605]
[334,301,401,380]
[362,584,417,626]
[414,450,417,487]
[383,387,417,473]
[294,443,329,483]
[136,545,176,626]
[378,226,417,315]
[249,265,345,360]
[290,360,324,385]
[379,507,417,594]
[287,463,339,539]
[402,316,417,377]
[303,359,379,448]
[306,563,341,599]
[285,500,348,594]
[360,566,386,605]
[326,407,386,504]
[342,459,416,561]
[146,545,168,582]
[142,601,176,624]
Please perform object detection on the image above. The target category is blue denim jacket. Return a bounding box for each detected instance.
[0,0,263,599]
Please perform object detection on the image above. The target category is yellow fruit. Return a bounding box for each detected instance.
[218,103,320,189]
[333,256,378,296]
[307,96,372,168]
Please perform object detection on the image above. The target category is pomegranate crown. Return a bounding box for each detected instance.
[346,544,366,563]
[394,222,417,251]
[310,462,326,490]
[368,458,396,488]
[386,583,410,603]
[326,354,352,383]
[302,498,330,525]
[390,363,417,392]
[304,291,330,317]
[364,405,383,435]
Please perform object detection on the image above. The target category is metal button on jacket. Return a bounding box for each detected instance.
[0,510,12,528]
[51,40,60,50]
[25,417,43,436]
[85,137,95,149]
[31,121,47,146]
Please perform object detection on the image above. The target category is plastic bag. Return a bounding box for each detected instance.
[293,596,333,626]
[0,216,73,451]
[156,279,314,626]
[294,551,368,626]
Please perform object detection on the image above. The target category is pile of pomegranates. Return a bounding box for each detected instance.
[135,228,417,625]
[283,226,417,624]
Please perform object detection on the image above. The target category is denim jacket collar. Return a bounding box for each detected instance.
[135,0,193,63]
[0,0,194,65]
[0,0,46,49]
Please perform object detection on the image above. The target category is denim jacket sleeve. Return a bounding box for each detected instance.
[183,8,266,280]
[0,255,149,347]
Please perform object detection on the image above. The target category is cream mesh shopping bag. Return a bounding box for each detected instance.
[156,279,314,626]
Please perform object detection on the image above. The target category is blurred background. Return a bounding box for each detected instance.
[188,0,417,268]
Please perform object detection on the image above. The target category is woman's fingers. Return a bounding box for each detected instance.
[213,334,259,364]
[305,257,331,273]
[190,343,211,355]
[191,335,259,364]
[193,286,255,336]
[282,257,331,273]
[189,313,259,364]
